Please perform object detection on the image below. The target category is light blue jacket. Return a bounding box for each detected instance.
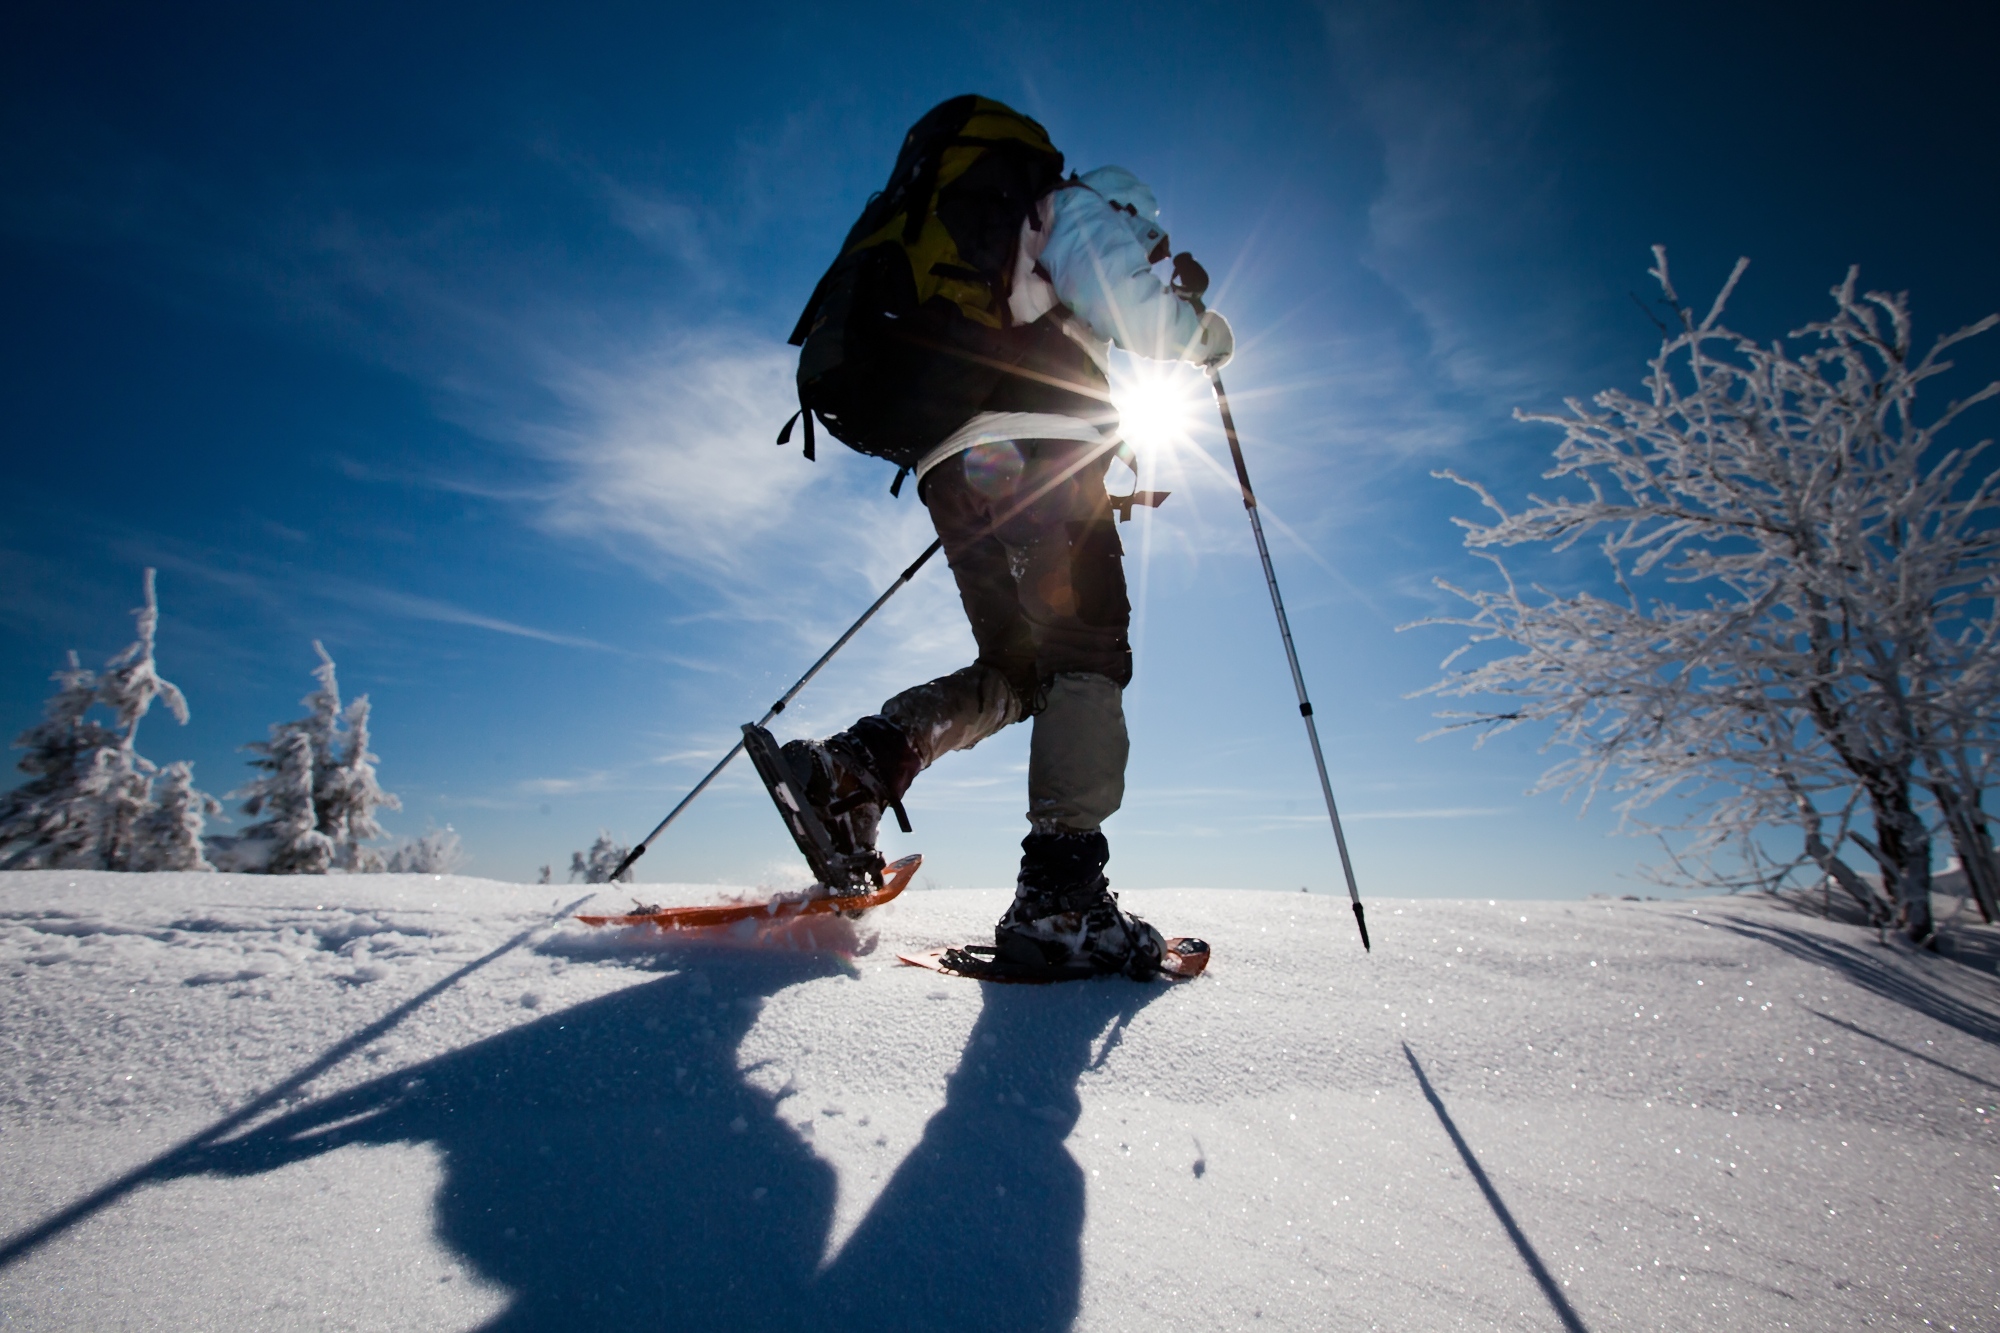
[1013,166,1206,364]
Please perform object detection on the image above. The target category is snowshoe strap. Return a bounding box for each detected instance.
[826,766,915,834]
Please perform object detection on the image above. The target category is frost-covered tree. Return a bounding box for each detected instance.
[569,831,632,884]
[133,762,223,871]
[236,731,335,873]
[319,684,400,871]
[1420,253,1999,945]
[387,824,465,874]
[0,654,119,869]
[227,642,400,873]
[0,570,213,870]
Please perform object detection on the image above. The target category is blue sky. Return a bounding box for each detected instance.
[4,0,1995,895]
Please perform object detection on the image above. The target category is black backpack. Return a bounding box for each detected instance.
[782,96,1068,488]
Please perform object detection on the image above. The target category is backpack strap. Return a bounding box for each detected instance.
[775,401,818,462]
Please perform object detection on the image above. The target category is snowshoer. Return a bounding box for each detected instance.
[759,97,1232,978]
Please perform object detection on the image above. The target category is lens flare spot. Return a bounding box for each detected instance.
[960,440,1024,499]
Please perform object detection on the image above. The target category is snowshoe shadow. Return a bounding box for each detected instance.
[178,948,848,1330]
[169,951,1164,1331]
[813,977,1165,1332]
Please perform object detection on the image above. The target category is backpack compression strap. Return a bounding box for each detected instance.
[775,402,817,461]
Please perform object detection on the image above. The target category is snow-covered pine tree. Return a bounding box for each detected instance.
[96,570,195,869]
[228,642,399,873]
[314,654,400,870]
[569,831,632,883]
[0,570,212,870]
[0,654,118,869]
[133,762,223,871]
[236,730,334,873]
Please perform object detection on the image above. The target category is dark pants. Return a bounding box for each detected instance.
[872,438,1133,833]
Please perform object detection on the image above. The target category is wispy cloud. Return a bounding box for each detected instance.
[1344,805,1510,821]
[317,579,618,651]
[518,773,616,796]
[1323,0,1592,415]
[514,335,816,577]
[144,548,666,658]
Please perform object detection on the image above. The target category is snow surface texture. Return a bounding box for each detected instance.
[0,872,1995,1331]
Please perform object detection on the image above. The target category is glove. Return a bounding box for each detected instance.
[1196,309,1234,369]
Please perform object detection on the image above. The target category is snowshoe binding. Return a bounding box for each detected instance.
[991,828,1172,979]
[741,721,913,896]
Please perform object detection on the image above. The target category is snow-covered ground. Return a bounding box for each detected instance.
[0,871,1995,1331]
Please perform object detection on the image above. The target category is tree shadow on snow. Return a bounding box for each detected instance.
[171,947,1163,1332]
[1715,918,2000,1047]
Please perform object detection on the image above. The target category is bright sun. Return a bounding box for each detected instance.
[1109,361,1205,458]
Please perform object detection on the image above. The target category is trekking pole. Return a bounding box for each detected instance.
[608,537,945,882]
[1205,369,1369,951]
[1170,251,1366,949]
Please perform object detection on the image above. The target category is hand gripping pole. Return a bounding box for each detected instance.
[608,538,944,882]
[1207,370,1370,951]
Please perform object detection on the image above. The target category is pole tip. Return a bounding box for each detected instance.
[609,844,647,883]
[1353,901,1371,952]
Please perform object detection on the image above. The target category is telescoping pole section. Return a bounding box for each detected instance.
[609,538,945,882]
[1207,370,1370,951]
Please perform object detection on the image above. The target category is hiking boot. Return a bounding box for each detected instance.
[993,828,1165,978]
[774,716,919,895]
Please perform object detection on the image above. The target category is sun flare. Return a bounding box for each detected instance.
[1109,361,1207,459]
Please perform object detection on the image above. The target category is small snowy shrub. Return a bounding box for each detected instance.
[387,824,466,874]
[569,831,632,883]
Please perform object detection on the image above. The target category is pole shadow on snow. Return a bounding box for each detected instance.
[0,905,576,1270]
[158,946,1162,1332]
[1713,919,2000,1048]
[1401,1043,1591,1333]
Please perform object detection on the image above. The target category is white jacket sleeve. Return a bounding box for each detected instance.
[1039,185,1206,363]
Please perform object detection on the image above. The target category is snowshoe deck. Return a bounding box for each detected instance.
[899,936,1210,984]
[576,853,920,931]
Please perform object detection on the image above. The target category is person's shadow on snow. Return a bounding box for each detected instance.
[177,948,1163,1332]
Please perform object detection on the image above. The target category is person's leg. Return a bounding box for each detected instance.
[1025,672,1126,832]
[866,443,1046,768]
[772,445,1038,872]
[984,440,1162,977]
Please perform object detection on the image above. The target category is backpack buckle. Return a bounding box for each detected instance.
[1108,490,1170,523]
